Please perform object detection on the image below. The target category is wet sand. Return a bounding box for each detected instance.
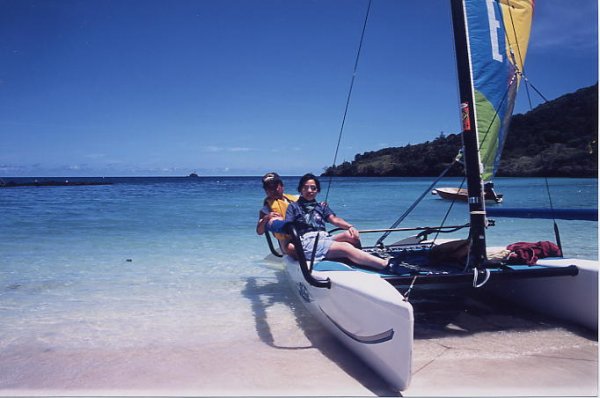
[0,274,597,397]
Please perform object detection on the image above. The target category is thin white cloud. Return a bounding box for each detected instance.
[84,153,107,159]
[0,164,24,174]
[202,146,253,152]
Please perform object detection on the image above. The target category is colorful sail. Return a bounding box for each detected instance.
[463,0,534,181]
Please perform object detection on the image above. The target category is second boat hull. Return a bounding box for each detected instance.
[487,257,598,331]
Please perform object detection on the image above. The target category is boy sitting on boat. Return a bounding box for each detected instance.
[256,172,298,256]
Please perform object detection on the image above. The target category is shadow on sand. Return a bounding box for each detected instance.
[241,266,400,397]
[242,260,596,396]
[407,287,597,341]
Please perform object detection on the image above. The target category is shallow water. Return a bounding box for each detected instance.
[0,176,597,392]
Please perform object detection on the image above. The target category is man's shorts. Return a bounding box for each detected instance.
[300,231,333,262]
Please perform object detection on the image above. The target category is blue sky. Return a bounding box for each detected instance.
[1,0,597,177]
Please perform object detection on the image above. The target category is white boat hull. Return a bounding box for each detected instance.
[488,257,598,331]
[284,257,414,391]
[432,187,503,202]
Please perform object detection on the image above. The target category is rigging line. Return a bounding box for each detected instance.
[470,72,517,182]
[324,0,373,203]
[479,0,527,157]
[477,3,521,165]
[432,176,466,244]
[503,0,537,120]
[544,177,557,214]
[524,74,533,109]
[416,3,521,251]
[504,1,550,107]
[477,0,531,172]
[544,177,564,255]
[505,2,561,254]
[477,78,512,167]
[522,76,550,103]
[505,0,527,78]
[544,177,564,256]
[375,156,459,247]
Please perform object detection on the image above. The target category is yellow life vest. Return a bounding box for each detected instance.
[264,193,298,241]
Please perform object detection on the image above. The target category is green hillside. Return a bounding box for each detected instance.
[323,84,598,178]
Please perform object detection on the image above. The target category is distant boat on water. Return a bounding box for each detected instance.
[189,172,199,178]
[432,185,503,203]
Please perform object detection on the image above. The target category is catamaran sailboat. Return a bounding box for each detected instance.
[268,0,598,391]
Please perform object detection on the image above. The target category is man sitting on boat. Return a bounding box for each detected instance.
[270,173,402,273]
[256,172,298,256]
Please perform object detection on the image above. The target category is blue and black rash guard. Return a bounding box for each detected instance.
[285,197,335,237]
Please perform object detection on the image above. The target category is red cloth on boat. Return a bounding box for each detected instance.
[506,241,562,265]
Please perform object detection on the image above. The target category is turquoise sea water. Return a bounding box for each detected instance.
[0,177,597,362]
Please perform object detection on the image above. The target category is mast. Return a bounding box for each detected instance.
[450,0,487,268]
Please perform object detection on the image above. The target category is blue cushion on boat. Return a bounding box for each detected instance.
[313,261,352,271]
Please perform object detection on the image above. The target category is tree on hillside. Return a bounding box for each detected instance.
[323,84,598,178]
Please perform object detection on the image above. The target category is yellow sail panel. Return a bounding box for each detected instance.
[499,0,534,85]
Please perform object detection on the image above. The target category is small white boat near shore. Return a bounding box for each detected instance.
[432,186,503,203]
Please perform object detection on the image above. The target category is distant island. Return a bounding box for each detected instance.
[323,84,598,178]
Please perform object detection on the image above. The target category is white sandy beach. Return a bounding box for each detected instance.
[0,278,597,397]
